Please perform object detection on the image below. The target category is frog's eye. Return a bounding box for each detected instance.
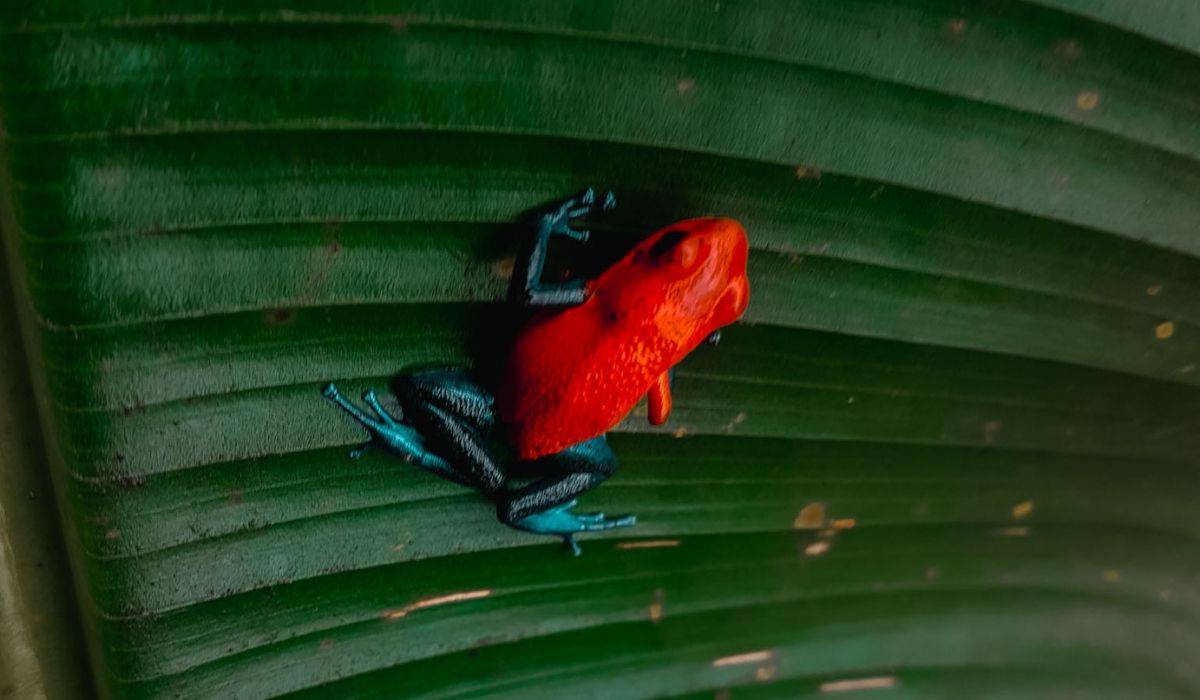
[648,229,685,259]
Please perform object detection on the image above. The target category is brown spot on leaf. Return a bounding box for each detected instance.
[648,588,665,623]
[265,308,294,325]
[1011,500,1034,519]
[993,526,1030,537]
[105,528,121,540]
[677,78,695,95]
[617,539,680,550]
[1102,569,1121,583]
[492,256,515,280]
[228,490,245,505]
[1076,91,1100,110]
[1155,321,1175,340]
[793,502,827,529]
[983,419,1003,445]
[1146,284,1163,296]
[319,638,335,651]
[1051,38,1082,63]
[805,540,830,556]
[795,165,822,180]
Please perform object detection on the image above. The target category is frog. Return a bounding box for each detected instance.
[322,188,750,554]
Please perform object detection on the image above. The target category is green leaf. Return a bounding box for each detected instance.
[1,1,1198,697]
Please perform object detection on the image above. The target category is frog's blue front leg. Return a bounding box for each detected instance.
[513,187,616,307]
[321,382,460,483]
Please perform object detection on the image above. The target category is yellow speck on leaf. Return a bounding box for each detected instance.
[993,526,1030,537]
[830,518,856,530]
[1156,321,1175,340]
[1012,500,1034,519]
[712,650,775,668]
[1076,91,1100,110]
[382,589,492,621]
[793,502,827,529]
[805,540,831,556]
[616,539,681,550]
[821,676,899,693]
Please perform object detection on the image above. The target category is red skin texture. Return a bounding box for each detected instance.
[497,218,750,460]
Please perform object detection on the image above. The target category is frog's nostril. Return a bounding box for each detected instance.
[722,276,750,319]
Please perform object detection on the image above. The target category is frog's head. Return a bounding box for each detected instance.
[601,217,750,347]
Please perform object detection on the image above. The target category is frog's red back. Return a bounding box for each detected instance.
[497,218,750,460]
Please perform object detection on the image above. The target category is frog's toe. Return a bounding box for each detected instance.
[566,188,615,218]
[581,513,637,532]
[513,500,636,538]
[543,188,615,242]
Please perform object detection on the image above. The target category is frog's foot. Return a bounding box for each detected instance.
[513,499,636,556]
[542,187,617,243]
[321,382,428,464]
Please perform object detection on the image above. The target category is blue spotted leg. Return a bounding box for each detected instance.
[321,382,463,484]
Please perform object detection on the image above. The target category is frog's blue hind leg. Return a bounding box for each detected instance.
[321,382,466,486]
[392,370,507,493]
[499,436,636,555]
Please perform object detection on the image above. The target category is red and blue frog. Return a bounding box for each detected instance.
[322,189,749,554]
